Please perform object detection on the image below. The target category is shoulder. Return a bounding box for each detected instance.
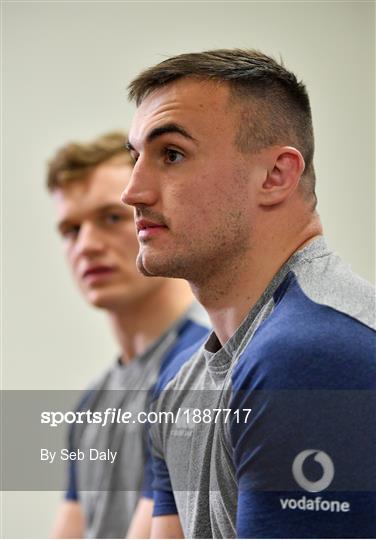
[154,304,211,396]
[154,338,207,399]
[162,316,210,371]
[293,248,375,330]
[233,270,375,392]
[73,362,116,412]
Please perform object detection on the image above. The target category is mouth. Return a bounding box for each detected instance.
[136,219,168,240]
[82,266,116,284]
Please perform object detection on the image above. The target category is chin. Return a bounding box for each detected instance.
[137,252,169,278]
[137,251,189,280]
[83,286,123,310]
[87,294,115,310]
[136,258,158,277]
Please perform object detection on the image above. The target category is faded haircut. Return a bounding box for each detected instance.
[128,49,316,206]
[47,131,131,191]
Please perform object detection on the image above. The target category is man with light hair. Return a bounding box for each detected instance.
[47,131,209,538]
[123,50,375,538]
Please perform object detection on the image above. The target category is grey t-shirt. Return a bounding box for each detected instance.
[67,303,210,538]
[151,238,376,538]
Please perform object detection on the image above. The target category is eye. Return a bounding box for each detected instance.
[60,224,80,240]
[103,213,122,225]
[165,148,184,164]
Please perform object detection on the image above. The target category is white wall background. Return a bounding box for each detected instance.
[2,0,374,537]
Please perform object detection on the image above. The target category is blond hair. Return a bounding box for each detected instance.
[47,131,131,191]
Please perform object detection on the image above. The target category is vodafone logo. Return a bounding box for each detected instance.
[280,450,350,513]
[292,449,335,492]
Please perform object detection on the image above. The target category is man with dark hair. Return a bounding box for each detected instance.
[47,131,209,538]
[122,50,375,538]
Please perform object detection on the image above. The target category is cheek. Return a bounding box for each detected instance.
[163,171,210,210]
[162,161,240,225]
[113,231,140,261]
[64,245,87,284]
[64,245,78,272]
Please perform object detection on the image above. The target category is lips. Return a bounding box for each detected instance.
[82,265,115,284]
[136,218,166,231]
[136,218,167,240]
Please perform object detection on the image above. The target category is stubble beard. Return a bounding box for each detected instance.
[135,225,251,289]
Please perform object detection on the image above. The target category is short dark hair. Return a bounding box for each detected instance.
[128,49,316,204]
[47,131,131,191]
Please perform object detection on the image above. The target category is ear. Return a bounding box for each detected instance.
[259,146,305,207]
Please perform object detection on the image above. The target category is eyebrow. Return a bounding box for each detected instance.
[126,123,196,152]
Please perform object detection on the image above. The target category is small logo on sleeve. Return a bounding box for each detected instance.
[279,449,351,513]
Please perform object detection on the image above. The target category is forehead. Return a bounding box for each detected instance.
[52,162,132,219]
[129,78,235,147]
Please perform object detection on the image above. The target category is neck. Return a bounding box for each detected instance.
[191,212,323,345]
[108,279,193,364]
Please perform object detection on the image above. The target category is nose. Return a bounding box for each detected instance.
[73,222,105,259]
[121,158,158,209]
